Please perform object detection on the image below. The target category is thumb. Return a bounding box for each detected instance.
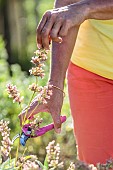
[51,111,61,134]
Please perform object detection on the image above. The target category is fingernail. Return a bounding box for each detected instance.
[56,128,61,134]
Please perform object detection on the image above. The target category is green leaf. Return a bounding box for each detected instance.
[43,156,49,170]
[35,160,44,169]
[0,158,17,170]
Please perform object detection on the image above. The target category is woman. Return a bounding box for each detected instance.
[19,0,113,165]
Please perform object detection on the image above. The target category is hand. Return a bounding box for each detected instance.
[18,85,64,133]
[36,2,88,49]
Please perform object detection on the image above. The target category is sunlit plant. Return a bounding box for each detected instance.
[0,49,52,169]
[0,48,65,170]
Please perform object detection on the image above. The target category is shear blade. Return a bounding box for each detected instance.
[12,134,20,143]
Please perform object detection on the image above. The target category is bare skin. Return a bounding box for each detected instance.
[37,0,113,50]
[19,0,113,133]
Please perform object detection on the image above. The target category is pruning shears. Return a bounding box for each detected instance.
[12,115,66,146]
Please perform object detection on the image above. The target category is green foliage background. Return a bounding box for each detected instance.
[0,0,76,168]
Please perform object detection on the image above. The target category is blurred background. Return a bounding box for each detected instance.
[0,0,76,168]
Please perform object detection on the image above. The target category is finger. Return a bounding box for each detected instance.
[41,17,55,50]
[50,19,62,40]
[29,100,48,117]
[51,111,61,134]
[52,37,62,43]
[58,20,71,37]
[18,105,48,126]
[37,12,51,49]
[18,101,48,126]
[49,37,62,45]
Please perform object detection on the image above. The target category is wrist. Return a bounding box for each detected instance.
[67,0,91,22]
[48,79,64,90]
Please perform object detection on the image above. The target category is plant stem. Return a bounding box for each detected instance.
[22,91,36,125]
[22,147,27,157]
[22,76,38,125]
[15,138,20,167]
[36,76,38,85]
[27,103,40,120]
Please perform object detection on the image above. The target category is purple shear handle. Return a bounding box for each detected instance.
[22,115,66,138]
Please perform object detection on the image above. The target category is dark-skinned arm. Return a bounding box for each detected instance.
[38,0,113,131]
[37,0,113,50]
[88,0,113,20]
[18,0,80,133]
[19,0,113,133]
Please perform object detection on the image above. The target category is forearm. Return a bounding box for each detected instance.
[49,27,79,89]
[55,0,113,20]
[55,0,113,18]
[87,0,113,19]
[49,0,81,88]
[40,0,113,88]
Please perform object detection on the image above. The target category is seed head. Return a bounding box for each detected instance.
[0,120,13,161]
[30,49,48,78]
[29,67,45,78]
[16,155,40,170]
[36,84,53,105]
[46,140,64,169]
[6,83,24,104]
[34,49,48,62]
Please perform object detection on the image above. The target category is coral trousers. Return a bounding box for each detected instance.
[67,62,113,165]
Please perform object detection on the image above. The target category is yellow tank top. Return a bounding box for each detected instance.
[71,19,113,79]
